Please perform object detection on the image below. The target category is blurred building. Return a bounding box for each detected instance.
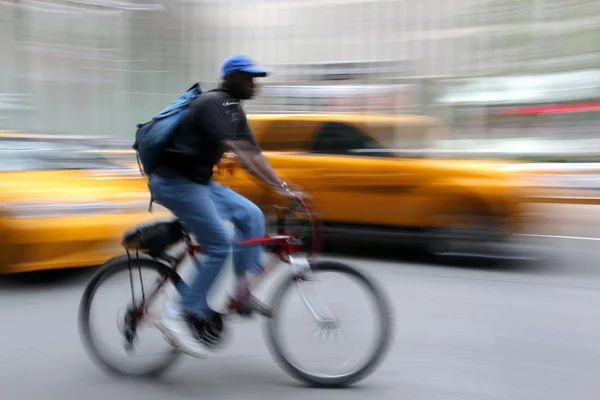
[0,0,598,141]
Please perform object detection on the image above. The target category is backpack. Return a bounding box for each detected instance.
[133,82,205,176]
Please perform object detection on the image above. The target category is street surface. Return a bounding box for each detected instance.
[1,231,600,400]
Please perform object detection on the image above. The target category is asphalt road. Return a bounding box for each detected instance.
[1,236,600,400]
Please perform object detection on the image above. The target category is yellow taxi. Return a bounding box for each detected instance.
[215,113,530,258]
[0,138,166,275]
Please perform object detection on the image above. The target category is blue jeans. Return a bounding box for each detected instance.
[148,174,265,317]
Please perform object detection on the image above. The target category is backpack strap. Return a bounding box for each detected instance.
[186,82,201,92]
[147,181,154,213]
[135,152,144,176]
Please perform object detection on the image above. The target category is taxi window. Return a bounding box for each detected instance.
[255,119,318,152]
[0,140,121,171]
[310,122,393,158]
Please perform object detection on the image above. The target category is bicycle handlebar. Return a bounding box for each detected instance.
[275,191,323,255]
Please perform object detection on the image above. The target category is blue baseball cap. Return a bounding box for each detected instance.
[221,55,269,78]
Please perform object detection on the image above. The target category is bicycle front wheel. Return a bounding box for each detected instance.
[265,260,393,388]
[78,255,183,377]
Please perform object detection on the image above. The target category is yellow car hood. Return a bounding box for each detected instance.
[0,168,150,204]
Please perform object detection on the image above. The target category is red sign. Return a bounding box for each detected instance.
[495,102,600,115]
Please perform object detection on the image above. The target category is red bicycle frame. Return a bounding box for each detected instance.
[133,194,323,320]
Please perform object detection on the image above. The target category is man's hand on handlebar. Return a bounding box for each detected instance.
[276,181,305,204]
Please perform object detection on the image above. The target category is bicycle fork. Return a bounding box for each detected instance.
[243,254,338,324]
[290,255,338,324]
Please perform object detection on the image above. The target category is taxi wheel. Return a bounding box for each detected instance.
[424,208,502,259]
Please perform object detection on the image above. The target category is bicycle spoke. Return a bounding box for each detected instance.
[136,252,146,304]
[126,250,137,307]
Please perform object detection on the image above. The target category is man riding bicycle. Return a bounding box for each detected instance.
[149,55,297,358]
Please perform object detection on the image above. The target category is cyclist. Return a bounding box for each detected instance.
[149,55,297,358]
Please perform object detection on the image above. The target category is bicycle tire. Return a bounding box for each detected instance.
[264,260,393,388]
[78,254,183,377]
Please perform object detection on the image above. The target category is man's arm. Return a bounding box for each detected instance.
[222,139,285,189]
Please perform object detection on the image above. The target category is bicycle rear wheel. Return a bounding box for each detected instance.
[265,260,393,388]
[78,254,183,377]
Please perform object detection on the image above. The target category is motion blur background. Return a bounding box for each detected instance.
[1,1,600,400]
[1,0,598,149]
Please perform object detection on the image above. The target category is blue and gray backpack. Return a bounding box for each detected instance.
[133,82,205,177]
[133,82,205,211]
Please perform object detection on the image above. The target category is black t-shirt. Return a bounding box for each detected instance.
[153,88,261,183]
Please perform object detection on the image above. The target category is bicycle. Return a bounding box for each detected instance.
[78,191,393,388]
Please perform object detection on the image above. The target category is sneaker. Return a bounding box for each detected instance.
[157,308,211,358]
[191,311,226,349]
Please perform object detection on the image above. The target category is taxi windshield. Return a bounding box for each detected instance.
[0,140,122,172]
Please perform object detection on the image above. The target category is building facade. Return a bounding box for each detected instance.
[0,0,597,138]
